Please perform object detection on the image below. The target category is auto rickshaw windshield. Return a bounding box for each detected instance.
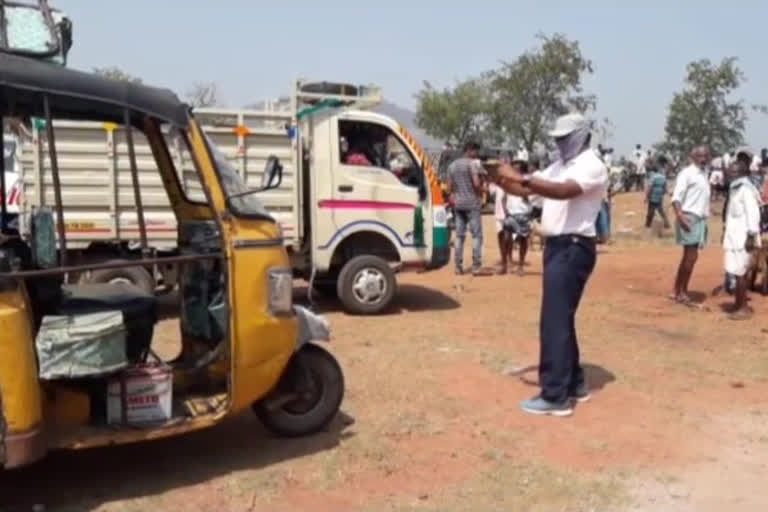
[202,132,271,219]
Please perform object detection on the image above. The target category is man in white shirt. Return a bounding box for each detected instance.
[494,113,608,417]
[723,160,761,319]
[670,146,712,306]
[633,144,645,191]
[639,150,653,191]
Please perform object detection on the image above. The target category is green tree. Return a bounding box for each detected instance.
[414,78,489,147]
[660,57,748,159]
[93,66,143,84]
[488,33,595,152]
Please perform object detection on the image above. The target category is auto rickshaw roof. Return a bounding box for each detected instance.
[0,53,189,127]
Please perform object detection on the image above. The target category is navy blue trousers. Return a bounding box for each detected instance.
[539,236,597,403]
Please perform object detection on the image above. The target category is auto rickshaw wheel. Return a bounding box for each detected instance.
[254,344,344,437]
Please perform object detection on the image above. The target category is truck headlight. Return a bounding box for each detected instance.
[267,267,293,316]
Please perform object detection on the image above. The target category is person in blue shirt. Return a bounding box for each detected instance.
[645,155,671,229]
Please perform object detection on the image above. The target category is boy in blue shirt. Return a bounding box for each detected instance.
[645,156,671,229]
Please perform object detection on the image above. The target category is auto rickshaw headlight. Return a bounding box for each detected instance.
[267,267,293,316]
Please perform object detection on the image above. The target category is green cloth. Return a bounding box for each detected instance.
[675,213,708,248]
[30,208,57,268]
[36,311,128,380]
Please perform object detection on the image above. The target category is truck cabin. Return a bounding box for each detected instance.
[338,120,423,189]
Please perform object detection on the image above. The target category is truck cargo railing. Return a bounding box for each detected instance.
[294,80,382,120]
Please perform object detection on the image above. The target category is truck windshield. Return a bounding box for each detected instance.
[203,133,271,219]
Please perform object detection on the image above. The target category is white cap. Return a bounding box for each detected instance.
[735,146,754,158]
[549,113,588,138]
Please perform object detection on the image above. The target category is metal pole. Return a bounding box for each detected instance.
[0,117,6,232]
[123,109,148,252]
[43,94,67,266]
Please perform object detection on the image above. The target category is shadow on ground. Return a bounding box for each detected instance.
[514,363,616,392]
[294,284,461,315]
[0,411,355,512]
[157,284,461,319]
[686,290,708,304]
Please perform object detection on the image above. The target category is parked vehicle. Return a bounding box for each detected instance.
[11,80,450,314]
[0,54,344,469]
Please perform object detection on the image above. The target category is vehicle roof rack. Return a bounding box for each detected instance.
[294,79,382,120]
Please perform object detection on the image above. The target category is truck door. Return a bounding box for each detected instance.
[323,119,420,255]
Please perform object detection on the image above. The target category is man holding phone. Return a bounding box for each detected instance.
[493,113,608,417]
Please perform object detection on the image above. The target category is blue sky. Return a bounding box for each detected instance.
[56,1,767,155]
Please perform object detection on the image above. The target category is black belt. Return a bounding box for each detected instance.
[547,234,596,246]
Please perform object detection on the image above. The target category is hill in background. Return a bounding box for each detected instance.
[372,101,443,150]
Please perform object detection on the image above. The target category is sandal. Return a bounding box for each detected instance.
[729,308,753,321]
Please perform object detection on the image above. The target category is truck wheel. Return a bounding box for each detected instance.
[254,344,344,437]
[337,255,396,315]
[90,263,155,295]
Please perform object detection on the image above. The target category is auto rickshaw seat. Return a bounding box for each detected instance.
[56,282,158,363]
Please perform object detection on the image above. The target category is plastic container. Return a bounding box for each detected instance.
[107,365,172,425]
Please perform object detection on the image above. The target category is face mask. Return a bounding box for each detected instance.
[555,126,590,163]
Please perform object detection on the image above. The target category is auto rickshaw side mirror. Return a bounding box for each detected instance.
[261,156,283,191]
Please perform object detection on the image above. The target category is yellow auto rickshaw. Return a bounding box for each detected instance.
[0,53,344,469]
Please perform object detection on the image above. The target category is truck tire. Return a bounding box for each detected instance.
[89,263,155,295]
[254,344,344,437]
[337,255,396,315]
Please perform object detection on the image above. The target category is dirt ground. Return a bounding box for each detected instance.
[3,192,768,512]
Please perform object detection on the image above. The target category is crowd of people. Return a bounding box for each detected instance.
[595,142,768,319]
[444,115,768,416]
[666,146,768,319]
[576,141,768,319]
[447,115,768,416]
[442,111,768,420]
[444,140,619,278]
